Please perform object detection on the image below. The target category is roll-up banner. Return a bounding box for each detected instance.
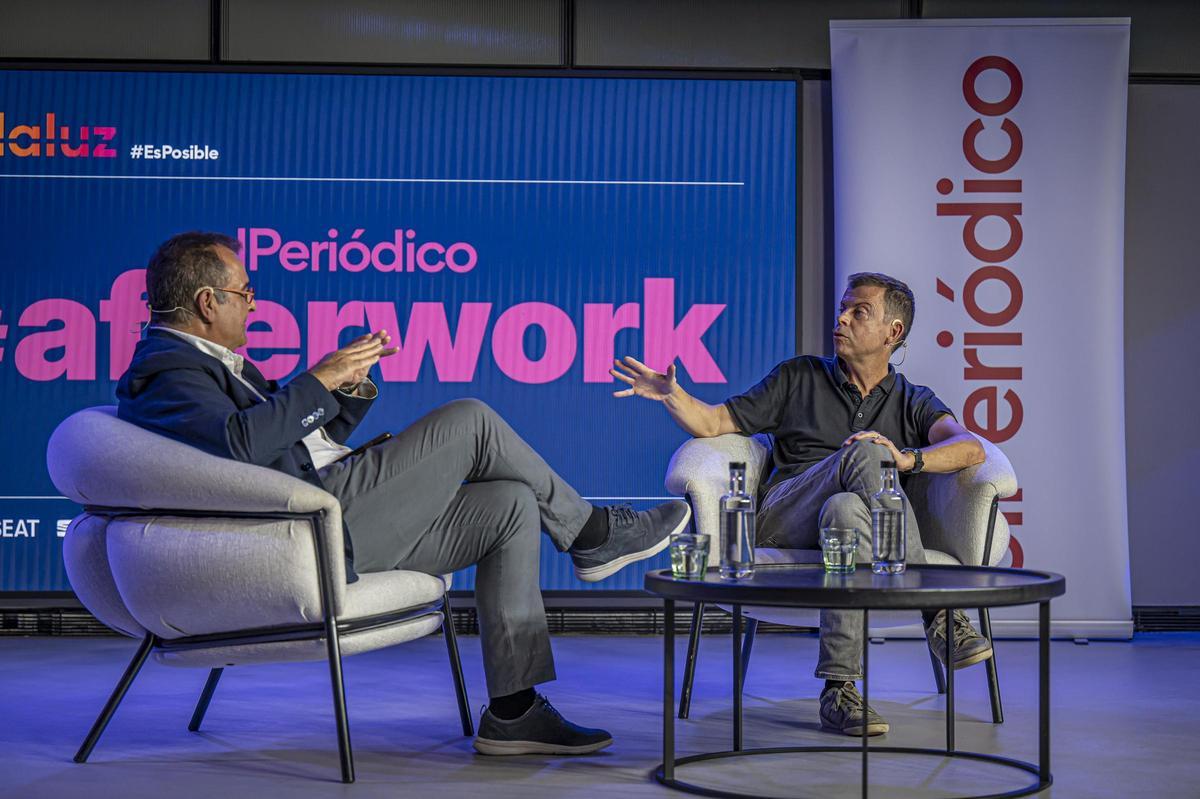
[831,19,1132,637]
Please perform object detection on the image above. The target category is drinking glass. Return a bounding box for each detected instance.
[819,527,858,574]
[669,532,710,579]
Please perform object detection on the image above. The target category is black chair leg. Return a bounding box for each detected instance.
[678,601,706,719]
[188,668,224,732]
[322,617,354,783]
[928,640,947,695]
[442,594,474,736]
[978,607,1004,723]
[74,633,157,763]
[740,618,758,692]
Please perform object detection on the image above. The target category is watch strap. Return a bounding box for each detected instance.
[902,447,924,473]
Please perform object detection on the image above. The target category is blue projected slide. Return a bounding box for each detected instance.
[0,70,795,592]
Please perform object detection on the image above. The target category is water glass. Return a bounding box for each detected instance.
[819,527,858,574]
[669,532,710,580]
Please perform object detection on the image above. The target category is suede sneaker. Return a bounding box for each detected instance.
[819,681,889,737]
[473,694,613,756]
[570,500,691,582]
[926,609,994,670]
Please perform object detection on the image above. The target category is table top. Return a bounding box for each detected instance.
[644,563,1065,610]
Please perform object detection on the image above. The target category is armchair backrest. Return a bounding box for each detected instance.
[664,433,772,551]
[47,406,350,638]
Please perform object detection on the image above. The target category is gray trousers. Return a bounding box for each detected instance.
[319,398,593,698]
[757,438,927,681]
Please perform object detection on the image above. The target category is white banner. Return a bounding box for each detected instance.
[831,19,1132,637]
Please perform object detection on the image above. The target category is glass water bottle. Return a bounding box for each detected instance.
[719,462,756,580]
[870,459,907,574]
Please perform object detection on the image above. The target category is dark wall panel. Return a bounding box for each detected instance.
[222,0,562,65]
[1123,83,1200,606]
[799,80,833,357]
[0,0,209,61]
[922,0,1200,75]
[575,0,902,69]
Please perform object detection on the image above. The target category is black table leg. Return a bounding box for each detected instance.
[946,608,956,753]
[664,598,675,782]
[732,604,743,752]
[1039,600,1050,782]
[861,609,869,799]
[680,601,706,719]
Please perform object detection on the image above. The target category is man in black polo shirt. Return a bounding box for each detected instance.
[612,272,993,737]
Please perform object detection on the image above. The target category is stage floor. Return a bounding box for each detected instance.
[1,631,1196,798]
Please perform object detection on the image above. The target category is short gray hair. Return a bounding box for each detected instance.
[847,272,914,353]
[146,232,240,323]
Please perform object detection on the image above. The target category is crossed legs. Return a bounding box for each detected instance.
[320,398,591,697]
[757,438,927,680]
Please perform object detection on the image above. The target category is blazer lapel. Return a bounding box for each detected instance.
[240,358,276,396]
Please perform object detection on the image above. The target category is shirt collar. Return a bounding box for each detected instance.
[152,326,246,378]
[833,357,897,396]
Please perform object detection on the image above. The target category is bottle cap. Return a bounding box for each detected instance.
[729,461,746,470]
[881,460,896,468]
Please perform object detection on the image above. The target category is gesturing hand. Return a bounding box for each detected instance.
[309,331,399,392]
[610,356,677,401]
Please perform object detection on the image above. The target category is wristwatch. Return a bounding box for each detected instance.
[901,447,924,474]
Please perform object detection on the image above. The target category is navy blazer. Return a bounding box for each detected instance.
[116,328,374,580]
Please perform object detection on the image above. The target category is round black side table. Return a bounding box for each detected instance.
[644,563,1066,799]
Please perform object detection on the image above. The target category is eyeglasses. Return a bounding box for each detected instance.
[197,285,255,304]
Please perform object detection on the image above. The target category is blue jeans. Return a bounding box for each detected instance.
[757,439,928,681]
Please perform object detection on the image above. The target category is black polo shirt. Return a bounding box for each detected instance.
[724,356,953,494]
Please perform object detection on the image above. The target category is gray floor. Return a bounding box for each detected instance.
[1,631,1197,798]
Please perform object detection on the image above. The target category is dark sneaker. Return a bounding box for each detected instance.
[570,500,691,582]
[473,694,613,756]
[819,681,889,737]
[926,609,994,670]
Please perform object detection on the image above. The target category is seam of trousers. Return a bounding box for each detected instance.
[428,518,554,698]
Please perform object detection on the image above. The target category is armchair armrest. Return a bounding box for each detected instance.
[48,407,349,628]
[664,433,771,549]
[905,438,1018,567]
[48,407,340,518]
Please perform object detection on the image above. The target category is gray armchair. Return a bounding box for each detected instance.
[664,432,1018,722]
[47,406,473,783]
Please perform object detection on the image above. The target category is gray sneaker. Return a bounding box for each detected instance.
[473,694,613,756]
[570,500,691,582]
[926,609,994,670]
[819,682,889,737]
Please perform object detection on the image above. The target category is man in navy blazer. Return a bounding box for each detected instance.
[117,326,372,494]
[117,231,691,756]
